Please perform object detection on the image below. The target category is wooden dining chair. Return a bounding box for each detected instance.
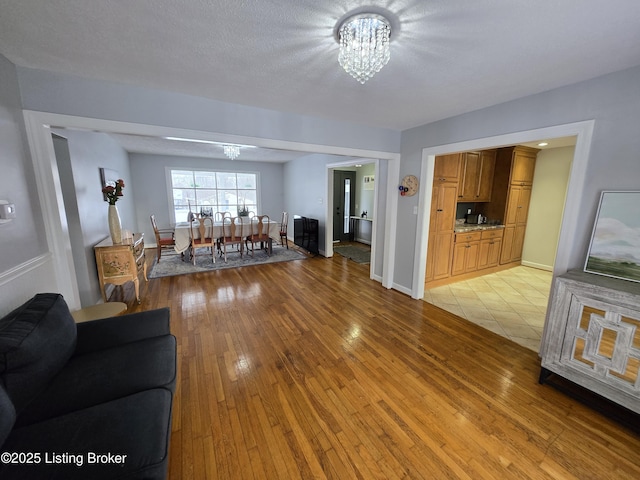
[214,211,231,254]
[220,216,245,262]
[214,211,227,223]
[150,214,176,262]
[246,214,272,256]
[279,211,288,249]
[189,216,216,265]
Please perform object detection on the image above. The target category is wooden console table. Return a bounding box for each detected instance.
[72,302,127,323]
[540,270,640,414]
[94,233,147,304]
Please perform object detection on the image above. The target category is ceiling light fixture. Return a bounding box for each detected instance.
[338,13,391,84]
[223,144,240,160]
[538,142,549,147]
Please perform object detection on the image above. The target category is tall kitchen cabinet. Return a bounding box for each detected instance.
[500,184,532,264]
[484,145,539,265]
[426,154,459,283]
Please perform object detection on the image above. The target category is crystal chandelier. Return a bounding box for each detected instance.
[223,144,240,160]
[338,13,391,84]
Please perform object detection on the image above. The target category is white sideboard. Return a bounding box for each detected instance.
[539,270,640,414]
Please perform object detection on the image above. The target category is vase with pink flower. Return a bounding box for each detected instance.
[102,178,125,244]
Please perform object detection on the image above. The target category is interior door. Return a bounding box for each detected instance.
[333,170,356,242]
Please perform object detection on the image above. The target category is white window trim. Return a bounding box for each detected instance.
[166,167,260,224]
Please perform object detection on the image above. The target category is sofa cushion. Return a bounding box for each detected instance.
[0,388,173,480]
[74,307,171,355]
[0,294,76,412]
[15,335,177,427]
[0,384,16,446]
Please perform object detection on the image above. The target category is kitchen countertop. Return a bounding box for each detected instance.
[454,224,505,232]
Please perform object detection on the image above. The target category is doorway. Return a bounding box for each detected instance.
[419,133,583,352]
[412,121,594,301]
[333,170,356,243]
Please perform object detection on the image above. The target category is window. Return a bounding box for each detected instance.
[169,169,258,222]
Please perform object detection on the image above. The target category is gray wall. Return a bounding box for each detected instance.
[129,153,285,243]
[16,66,401,154]
[0,55,47,272]
[0,54,55,316]
[397,65,640,290]
[50,129,134,306]
[283,153,331,254]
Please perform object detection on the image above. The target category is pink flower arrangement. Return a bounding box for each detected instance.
[102,179,125,205]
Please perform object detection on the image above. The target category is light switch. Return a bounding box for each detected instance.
[0,202,16,220]
[413,206,418,215]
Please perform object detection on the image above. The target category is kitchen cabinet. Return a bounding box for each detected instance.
[458,150,496,202]
[95,233,146,303]
[426,182,458,281]
[505,146,538,185]
[451,231,481,276]
[478,229,503,269]
[500,185,531,264]
[540,270,640,415]
[433,153,461,183]
[476,150,497,201]
[426,156,459,283]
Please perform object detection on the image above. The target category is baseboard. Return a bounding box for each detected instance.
[521,260,553,272]
[425,262,521,289]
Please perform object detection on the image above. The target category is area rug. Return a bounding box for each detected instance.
[148,245,307,278]
[333,245,371,264]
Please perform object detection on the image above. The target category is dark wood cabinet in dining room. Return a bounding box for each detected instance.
[293,216,319,254]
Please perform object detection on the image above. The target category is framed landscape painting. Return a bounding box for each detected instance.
[584,191,640,283]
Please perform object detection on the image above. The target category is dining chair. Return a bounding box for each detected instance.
[189,216,216,265]
[150,214,176,262]
[279,211,288,249]
[215,211,231,254]
[214,211,227,223]
[246,214,272,256]
[220,216,245,262]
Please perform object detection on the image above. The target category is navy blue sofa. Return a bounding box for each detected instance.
[0,293,176,479]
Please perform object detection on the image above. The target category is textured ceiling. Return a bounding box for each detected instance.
[2,0,640,133]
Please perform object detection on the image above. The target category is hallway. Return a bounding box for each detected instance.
[424,266,553,352]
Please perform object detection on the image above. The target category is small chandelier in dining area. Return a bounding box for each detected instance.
[223,144,240,160]
[338,13,391,84]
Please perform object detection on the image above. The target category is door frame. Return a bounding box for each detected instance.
[22,110,400,308]
[412,120,595,300]
[325,157,398,286]
[333,170,357,243]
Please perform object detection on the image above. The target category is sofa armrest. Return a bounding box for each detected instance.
[74,308,171,356]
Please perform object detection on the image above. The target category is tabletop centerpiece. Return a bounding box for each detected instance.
[102,178,125,243]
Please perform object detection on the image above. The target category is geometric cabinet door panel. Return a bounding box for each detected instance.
[540,270,640,414]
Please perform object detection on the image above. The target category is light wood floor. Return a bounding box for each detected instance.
[111,248,640,479]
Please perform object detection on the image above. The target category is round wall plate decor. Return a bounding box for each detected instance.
[400,174,419,196]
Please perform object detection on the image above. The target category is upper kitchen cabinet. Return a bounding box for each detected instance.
[504,146,539,185]
[433,153,461,183]
[457,149,496,202]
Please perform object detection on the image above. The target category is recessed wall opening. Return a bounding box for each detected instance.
[414,123,593,352]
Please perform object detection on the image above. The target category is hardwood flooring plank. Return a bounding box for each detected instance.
[121,250,640,479]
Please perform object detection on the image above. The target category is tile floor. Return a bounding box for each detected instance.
[423,266,553,352]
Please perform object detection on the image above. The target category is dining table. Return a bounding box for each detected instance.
[173,217,280,256]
